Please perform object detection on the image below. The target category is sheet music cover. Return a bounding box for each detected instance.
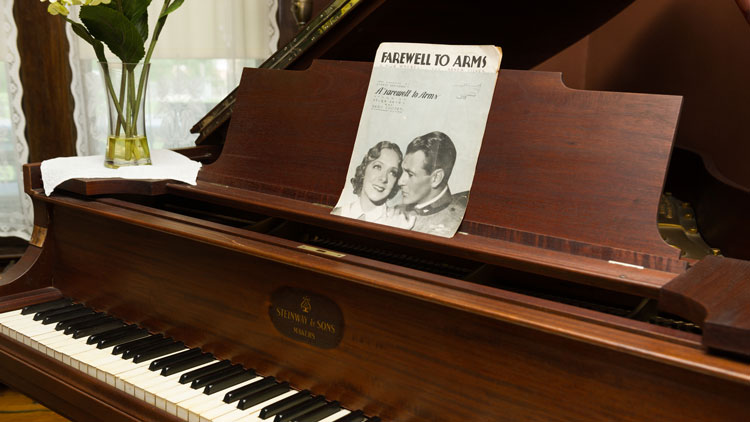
[332,43,502,237]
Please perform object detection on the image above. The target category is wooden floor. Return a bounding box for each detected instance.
[0,385,69,422]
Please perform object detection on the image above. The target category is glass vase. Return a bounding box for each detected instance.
[101,62,152,168]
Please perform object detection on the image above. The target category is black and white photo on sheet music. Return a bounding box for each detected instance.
[333,42,503,238]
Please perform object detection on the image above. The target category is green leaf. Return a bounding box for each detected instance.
[66,19,108,63]
[121,0,152,43]
[160,0,185,18]
[80,6,145,63]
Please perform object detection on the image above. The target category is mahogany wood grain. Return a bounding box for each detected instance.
[0,287,61,313]
[0,245,54,297]
[13,1,76,162]
[660,255,750,356]
[164,181,676,298]
[200,60,683,272]
[21,197,749,422]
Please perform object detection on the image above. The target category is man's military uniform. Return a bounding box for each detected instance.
[411,189,469,237]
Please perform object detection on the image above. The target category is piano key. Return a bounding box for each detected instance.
[235,382,290,409]
[97,327,150,349]
[190,365,247,392]
[42,307,96,325]
[205,370,258,395]
[114,349,191,393]
[21,297,72,314]
[180,360,232,384]
[63,314,112,334]
[33,303,84,321]
[203,389,298,422]
[149,347,202,371]
[328,411,365,422]
[190,363,243,389]
[317,410,351,422]
[133,341,186,363]
[55,312,106,331]
[87,324,139,344]
[274,396,327,422]
[112,334,164,355]
[259,390,313,420]
[153,361,219,411]
[72,319,126,339]
[122,337,177,360]
[178,377,264,420]
[293,401,341,422]
[225,376,278,403]
[162,353,216,376]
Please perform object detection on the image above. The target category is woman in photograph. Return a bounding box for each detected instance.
[333,141,403,223]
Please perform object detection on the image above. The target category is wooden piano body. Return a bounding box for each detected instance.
[1,59,749,422]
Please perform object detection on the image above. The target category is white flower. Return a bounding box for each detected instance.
[40,0,112,16]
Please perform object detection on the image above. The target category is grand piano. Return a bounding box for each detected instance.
[2,1,750,421]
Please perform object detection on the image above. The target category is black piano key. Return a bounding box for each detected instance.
[132,341,185,363]
[22,298,72,315]
[224,376,277,403]
[293,401,341,422]
[87,324,138,344]
[259,390,312,420]
[234,382,290,409]
[97,327,149,349]
[122,337,175,360]
[365,417,381,422]
[63,315,112,335]
[179,360,231,384]
[161,353,215,377]
[72,320,126,339]
[190,364,245,389]
[41,307,95,325]
[331,410,366,422]
[55,312,105,331]
[33,303,84,320]
[274,396,327,422]
[204,369,257,395]
[111,334,163,354]
[149,348,201,371]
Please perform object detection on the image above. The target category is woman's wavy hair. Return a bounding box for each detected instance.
[350,141,403,199]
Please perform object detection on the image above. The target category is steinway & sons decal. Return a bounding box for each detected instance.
[269,287,343,349]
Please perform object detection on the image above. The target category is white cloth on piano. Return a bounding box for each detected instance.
[40,149,202,196]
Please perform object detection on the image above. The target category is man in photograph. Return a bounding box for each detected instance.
[397,131,468,237]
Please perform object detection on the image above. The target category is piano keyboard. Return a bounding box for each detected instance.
[0,299,380,422]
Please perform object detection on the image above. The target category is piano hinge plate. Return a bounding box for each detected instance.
[298,244,346,258]
[29,226,47,248]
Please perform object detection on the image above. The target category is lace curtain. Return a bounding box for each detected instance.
[0,0,32,240]
[69,0,279,156]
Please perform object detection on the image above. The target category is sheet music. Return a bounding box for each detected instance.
[333,43,502,237]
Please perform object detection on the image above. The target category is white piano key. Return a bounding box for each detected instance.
[141,364,218,405]
[214,390,298,422]
[183,377,264,422]
[0,309,23,321]
[319,409,352,422]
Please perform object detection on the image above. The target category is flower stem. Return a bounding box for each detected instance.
[132,0,172,128]
[116,63,128,136]
[101,63,129,137]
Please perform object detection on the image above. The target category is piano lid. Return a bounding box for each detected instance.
[191,0,636,144]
